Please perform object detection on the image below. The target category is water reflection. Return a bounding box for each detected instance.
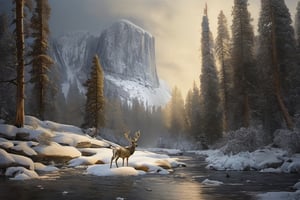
[146,179,204,200]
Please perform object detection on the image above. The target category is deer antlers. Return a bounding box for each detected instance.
[124,130,140,143]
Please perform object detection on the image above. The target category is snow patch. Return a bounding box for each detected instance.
[106,75,170,107]
[194,147,289,171]
[33,142,81,158]
[201,179,224,186]
[34,162,59,172]
[87,164,146,176]
[5,167,39,180]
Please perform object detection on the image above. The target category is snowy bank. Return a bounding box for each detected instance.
[0,116,184,180]
[194,147,300,173]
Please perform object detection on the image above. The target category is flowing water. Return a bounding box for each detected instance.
[1,154,299,200]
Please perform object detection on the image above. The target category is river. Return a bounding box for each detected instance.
[0,153,299,200]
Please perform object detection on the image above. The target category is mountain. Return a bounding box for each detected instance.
[50,20,170,107]
[98,19,159,87]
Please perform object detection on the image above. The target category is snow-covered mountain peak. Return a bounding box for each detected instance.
[115,19,153,37]
[50,20,170,107]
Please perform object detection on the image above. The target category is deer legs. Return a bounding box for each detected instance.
[110,156,129,168]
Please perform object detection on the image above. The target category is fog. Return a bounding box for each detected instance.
[48,0,298,95]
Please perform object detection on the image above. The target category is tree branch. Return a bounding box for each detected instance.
[0,78,17,85]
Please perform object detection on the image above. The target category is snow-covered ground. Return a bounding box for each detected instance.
[0,116,184,180]
[192,147,300,200]
[105,74,171,107]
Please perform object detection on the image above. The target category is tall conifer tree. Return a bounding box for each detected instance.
[200,5,222,144]
[29,0,53,120]
[231,0,255,129]
[185,82,202,139]
[215,10,231,131]
[257,0,295,131]
[168,86,185,137]
[83,55,105,136]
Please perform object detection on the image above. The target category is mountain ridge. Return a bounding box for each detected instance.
[49,19,170,107]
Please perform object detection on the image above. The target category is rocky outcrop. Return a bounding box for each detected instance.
[97,19,159,87]
[49,19,170,107]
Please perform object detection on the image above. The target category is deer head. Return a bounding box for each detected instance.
[124,130,141,147]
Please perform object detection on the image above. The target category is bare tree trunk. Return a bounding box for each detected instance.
[38,0,45,120]
[269,2,294,129]
[238,13,250,128]
[15,0,25,127]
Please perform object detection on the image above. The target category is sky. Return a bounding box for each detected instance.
[1,0,298,96]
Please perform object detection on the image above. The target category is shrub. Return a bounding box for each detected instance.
[220,127,267,154]
[273,129,300,153]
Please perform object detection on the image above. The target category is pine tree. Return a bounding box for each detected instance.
[29,0,53,120]
[83,55,105,135]
[168,86,185,137]
[215,10,231,132]
[257,0,295,131]
[185,82,202,139]
[185,89,193,132]
[200,5,222,144]
[231,0,256,129]
[294,1,300,115]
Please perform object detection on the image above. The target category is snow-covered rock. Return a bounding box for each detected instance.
[34,162,59,172]
[52,131,109,148]
[280,154,300,173]
[0,149,35,170]
[194,146,300,175]
[25,116,84,135]
[201,179,224,186]
[0,124,20,139]
[0,137,14,149]
[0,148,15,167]
[11,141,38,156]
[0,117,184,179]
[5,166,39,180]
[11,153,35,170]
[87,164,146,176]
[33,142,81,159]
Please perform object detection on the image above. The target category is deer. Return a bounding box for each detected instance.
[110,131,141,168]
